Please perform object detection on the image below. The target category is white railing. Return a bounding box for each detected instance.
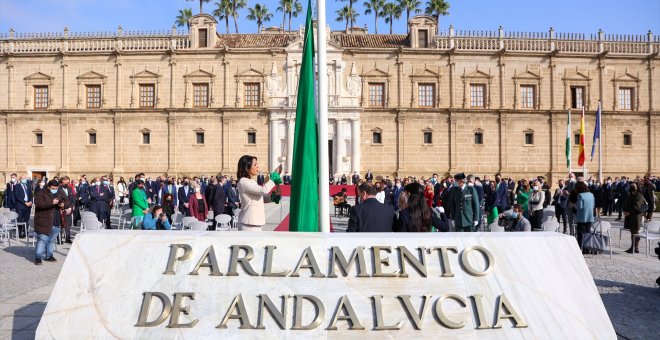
[0,27,190,54]
[436,26,658,55]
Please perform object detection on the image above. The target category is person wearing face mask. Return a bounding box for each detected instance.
[90,177,115,229]
[493,174,510,214]
[392,180,404,211]
[528,180,545,230]
[602,177,615,216]
[449,173,480,232]
[33,180,69,265]
[516,179,532,219]
[161,178,177,206]
[591,181,605,218]
[178,177,193,216]
[509,204,532,232]
[59,176,76,243]
[553,179,570,234]
[187,184,208,222]
[13,175,34,237]
[131,180,149,228]
[161,193,176,223]
[3,173,18,211]
[225,179,239,216]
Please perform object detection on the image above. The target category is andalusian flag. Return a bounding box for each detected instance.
[289,1,319,232]
[577,107,586,167]
[566,110,571,169]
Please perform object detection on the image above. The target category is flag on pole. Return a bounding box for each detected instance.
[591,101,601,161]
[577,107,586,167]
[289,1,319,232]
[565,110,571,169]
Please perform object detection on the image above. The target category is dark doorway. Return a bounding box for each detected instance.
[328,140,333,181]
[32,171,47,183]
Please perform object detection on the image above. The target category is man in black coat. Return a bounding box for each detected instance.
[90,177,115,229]
[211,177,227,230]
[347,182,396,232]
[365,170,374,183]
[178,178,192,216]
[13,175,33,238]
[351,172,360,185]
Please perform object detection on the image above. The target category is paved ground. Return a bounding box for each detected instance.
[1,202,658,339]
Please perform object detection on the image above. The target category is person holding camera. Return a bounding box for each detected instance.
[33,180,70,265]
[141,205,172,230]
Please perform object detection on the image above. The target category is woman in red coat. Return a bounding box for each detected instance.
[187,184,208,221]
[424,182,435,207]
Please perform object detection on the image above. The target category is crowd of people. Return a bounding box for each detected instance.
[2,164,658,264]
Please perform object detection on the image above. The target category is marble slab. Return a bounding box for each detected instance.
[36,231,616,339]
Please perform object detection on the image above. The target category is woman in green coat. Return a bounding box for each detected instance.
[516,179,532,218]
[131,180,149,229]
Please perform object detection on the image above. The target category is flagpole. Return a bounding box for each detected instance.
[316,0,330,233]
[598,101,603,182]
[582,107,587,179]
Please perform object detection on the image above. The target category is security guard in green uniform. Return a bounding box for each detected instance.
[449,173,480,232]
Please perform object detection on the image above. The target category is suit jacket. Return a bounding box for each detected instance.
[351,174,360,185]
[34,188,69,235]
[3,183,16,209]
[161,184,178,206]
[283,175,291,185]
[59,185,76,227]
[226,185,239,209]
[146,180,155,200]
[13,182,33,209]
[347,198,396,232]
[90,184,114,214]
[177,185,192,214]
[449,185,480,228]
[494,181,509,208]
[236,178,275,226]
[204,184,215,207]
[211,183,226,213]
[365,172,373,182]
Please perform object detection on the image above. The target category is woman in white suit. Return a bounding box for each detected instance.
[236,155,282,231]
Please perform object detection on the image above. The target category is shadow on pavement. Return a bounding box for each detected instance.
[2,245,68,263]
[11,302,45,340]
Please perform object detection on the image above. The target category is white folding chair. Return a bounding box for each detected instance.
[541,221,560,232]
[84,220,102,231]
[182,217,198,230]
[26,217,36,247]
[0,214,19,242]
[214,214,232,231]
[171,213,184,230]
[189,221,208,231]
[206,210,215,222]
[488,222,504,232]
[0,215,12,246]
[81,216,100,232]
[583,220,613,259]
[0,207,9,213]
[635,221,660,257]
[542,208,556,223]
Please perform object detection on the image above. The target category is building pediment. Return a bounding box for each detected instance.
[184,69,215,78]
[131,70,161,79]
[236,67,264,77]
[513,69,541,80]
[613,72,640,83]
[24,72,53,82]
[562,70,590,81]
[362,66,390,78]
[77,71,107,81]
[463,68,492,79]
[411,67,441,78]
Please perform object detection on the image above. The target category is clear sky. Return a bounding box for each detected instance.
[1,0,659,36]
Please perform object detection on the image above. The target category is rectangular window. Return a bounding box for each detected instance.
[193,83,209,108]
[418,29,428,48]
[574,133,581,145]
[474,132,484,145]
[244,83,260,107]
[89,132,97,145]
[418,83,435,108]
[139,84,155,108]
[196,132,205,145]
[372,131,382,144]
[368,83,385,107]
[142,132,151,145]
[35,132,43,145]
[623,133,632,146]
[247,132,257,144]
[86,85,101,109]
[198,28,208,48]
[34,86,49,109]
[423,132,433,144]
[524,132,534,145]
[470,84,485,108]
[619,87,633,110]
[520,85,535,109]
[570,86,584,109]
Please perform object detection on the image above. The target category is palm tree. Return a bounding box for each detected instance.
[397,0,421,32]
[425,0,449,33]
[381,2,401,34]
[247,3,273,33]
[363,0,385,34]
[229,0,247,33]
[276,0,290,31]
[175,8,194,31]
[287,0,303,32]
[187,0,211,14]
[336,5,359,32]
[276,0,303,32]
[213,0,232,33]
[340,0,358,30]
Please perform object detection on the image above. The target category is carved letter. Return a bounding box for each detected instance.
[372,246,399,277]
[470,294,491,329]
[290,247,326,278]
[434,294,467,329]
[189,246,222,276]
[397,246,427,278]
[135,292,172,327]
[217,294,255,329]
[328,246,368,278]
[460,246,495,277]
[430,246,458,277]
[168,292,198,328]
[292,295,325,330]
[227,245,259,276]
[397,295,432,330]
[327,295,365,330]
[372,295,403,330]
[493,294,528,328]
[163,244,192,275]
[256,294,289,330]
[262,245,291,277]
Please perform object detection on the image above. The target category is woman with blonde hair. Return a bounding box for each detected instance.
[187,183,208,222]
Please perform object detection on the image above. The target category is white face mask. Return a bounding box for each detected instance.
[467,183,474,187]
[533,186,539,191]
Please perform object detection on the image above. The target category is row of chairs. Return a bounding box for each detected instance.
[113,208,241,231]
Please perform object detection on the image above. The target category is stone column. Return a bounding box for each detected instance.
[115,58,122,108]
[286,117,294,173]
[113,112,123,174]
[449,113,457,173]
[60,59,68,109]
[270,117,279,170]
[6,63,13,109]
[60,114,69,173]
[169,58,176,108]
[167,114,177,173]
[351,118,361,174]
[335,119,344,175]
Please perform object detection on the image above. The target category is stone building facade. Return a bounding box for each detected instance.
[1,14,658,183]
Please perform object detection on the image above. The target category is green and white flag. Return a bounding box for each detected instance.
[289,0,319,232]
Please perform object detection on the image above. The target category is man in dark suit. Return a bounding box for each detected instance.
[211,177,227,230]
[161,178,178,206]
[90,176,115,229]
[351,171,360,185]
[59,176,76,243]
[282,172,292,185]
[365,170,374,183]
[146,178,155,202]
[177,178,192,216]
[3,173,17,210]
[494,173,509,214]
[225,179,239,216]
[13,175,33,238]
[347,182,396,232]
